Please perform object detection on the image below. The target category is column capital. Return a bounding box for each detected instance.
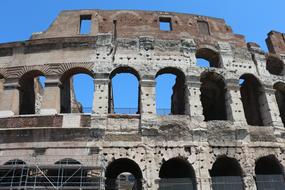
[3,78,20,90]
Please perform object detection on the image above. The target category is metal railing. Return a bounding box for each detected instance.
[113,108,139,115]
[256,175,285,190]
[156,108,171,115]
[158,178,197,190]
[211,176,244,190]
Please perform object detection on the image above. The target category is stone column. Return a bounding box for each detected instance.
[218,42,234,69]
[225,79,247,123]
[140,77,156,115]
[262,86,283,127]
[92,73,109,115]
[187,76,204,121]
[40,76,61,115]
[0,78,20,117]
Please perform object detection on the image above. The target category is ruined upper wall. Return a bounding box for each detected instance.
[266,31,285,55]
[31,10,246,47]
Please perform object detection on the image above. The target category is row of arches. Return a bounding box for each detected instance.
[0,155,284,189]
[5,66,285,126]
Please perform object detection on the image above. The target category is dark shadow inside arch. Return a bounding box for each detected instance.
[255,155,285,189]
[105,158,143,190]
[266,56,284,76]
[60,68,94,113]
[274,82,285,126]
[159,158,197,190]
[0,159,26,187]
[200,72,227,121]
[210,156,244,190]
[156,68,186,115]
[109,67,140,114]
[240,74,268,126]
[19,70,46,115]
[196,48,221,68]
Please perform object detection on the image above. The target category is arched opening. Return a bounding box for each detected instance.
[200,72,227,121]
[159,157,197,190]
[46,158,87,187]
[109,67,140,114]
[19,70,45,115]
[274,82,285,126]
[240,74,269,126]
[60,68,94,113]
[196,48,221,68]
[266,56,284,76]
[105,158,143,190]
[255,155,285,189]
[210,156,244,189]
[156,68,186,115]
[0,159,26,187]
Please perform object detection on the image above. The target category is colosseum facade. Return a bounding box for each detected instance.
[0,9,284,190]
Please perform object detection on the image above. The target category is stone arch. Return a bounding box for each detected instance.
[60,67,94,113]
[210,156,244,190]
[200,71,227,121]
[0,159,26,187]
[273,82,285,126]
[109,66,140,114]
[240,74,271,126]
[47,158,85,187]
[155,67,186,115]
[159,157,197,190]
[196,47,221,68]
[19,70,45,115]
[266,55,284,76]
[105,158,143,190]
[255,155,285,189]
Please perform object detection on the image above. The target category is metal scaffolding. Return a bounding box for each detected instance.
[0,155,105,190]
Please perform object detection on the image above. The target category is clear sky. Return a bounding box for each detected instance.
[0,0,284,113]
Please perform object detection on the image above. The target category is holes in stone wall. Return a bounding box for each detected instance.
[240,74,268,126]
[109,67,140,114]
[80,15,92,35]
[19,70,46,115]
[156,68,186,115]
[274,82,285,126]
[159,17,172,31]
[105,158,142,190]
[200,72,227,121]
[196,48,221,68]
[266,56,284,76]
[60,68,94,114]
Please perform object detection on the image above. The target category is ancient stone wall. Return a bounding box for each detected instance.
[0,10,284,189]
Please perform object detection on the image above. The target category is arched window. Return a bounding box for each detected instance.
[240,74,270,126]
[46,158,86,187]
[0,159,26,187]
[266,56,284,76]
[109,67,140,114]
[105,158,143,190]
[200,72,227,121]
[210,156,244,190]
[159,157,197,190]
[255,155,285,189]
[196,48,221,68]
[156,68,186,115]
[274,82,285,126]
[60,68,94,113]
[19,70,46,115]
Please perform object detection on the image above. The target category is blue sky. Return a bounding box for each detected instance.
[0,0,284,112]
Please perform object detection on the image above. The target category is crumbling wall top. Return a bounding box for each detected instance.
[30,9,246,47]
